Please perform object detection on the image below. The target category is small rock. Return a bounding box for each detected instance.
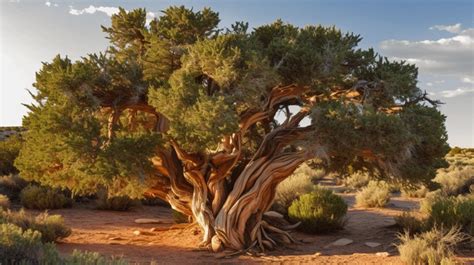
[331,238,353,246]
[365,242,382,248]
[313,252,322,256]
[133,230,141,236]
[375,252,390,257]
[134,218,164,224]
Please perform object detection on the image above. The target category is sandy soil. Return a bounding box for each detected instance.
[33,188,473,264]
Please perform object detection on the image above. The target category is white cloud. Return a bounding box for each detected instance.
[426,82,433,87]
[69,5,120,17]
[45,1,51,7]
[380,25,474,80]
[430,23,462,33]
[439,87,474,98]
[462,77,474,84]
[146,12,156,24]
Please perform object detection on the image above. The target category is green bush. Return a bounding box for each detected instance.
[355,181,390,208]
[96,193,139,211]
[288,187,347,233]
[0,223,61,264]
[397,227,464,265]
[428,195,474,236]
[20,185,72,210]
[273,165,314,214]
[420,190,443,214]
[434,167,474,196]
[0,209,71,242]
[0,195,9,209]
[0,135,22,175]
[0,174,28,199]
[395,211,427,234]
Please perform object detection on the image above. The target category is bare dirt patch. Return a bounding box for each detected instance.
[31,193,473,264]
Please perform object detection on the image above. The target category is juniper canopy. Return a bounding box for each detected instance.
[16,6,449,251]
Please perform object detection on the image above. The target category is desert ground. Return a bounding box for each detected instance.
[22,180,472,264]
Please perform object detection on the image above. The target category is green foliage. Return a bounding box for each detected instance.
[172,209,189,224]
[355,181,390,208]
[20,185,72,210]
[0,209,71,242]
[273,163,317,214]
[0,223,60,264]
[428,195,474,236]
[395,211,427,234]
[288,187,347,233]
[66,249,128,265]
[0,195,9,209]
[397,227,464,265]
[0,174,28,199]
[17,5,449,199]
[0,135,22,175]
[96,192,139,211]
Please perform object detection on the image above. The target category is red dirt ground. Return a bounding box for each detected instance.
[30,192,472,264]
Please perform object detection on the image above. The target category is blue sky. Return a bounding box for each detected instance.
[1,0,473,147]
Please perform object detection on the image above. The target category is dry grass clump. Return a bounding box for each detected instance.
[342,171,370,191]
[20,185,72,210]
[401,185,429,198]
[0,174,28,199]
[395,211,427,234]
[273,164,315,214]
[288,187,347,233]
[397,227,465,265]
[0,195,9,210]
[0,209,71,242]
[434,166,473,196]
[355,181,391,208]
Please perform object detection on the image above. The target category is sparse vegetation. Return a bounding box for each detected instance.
[0,174,28,199]
[273,164,314,214]
[0,135,22,175]
[0,195,10,209]
[355,181,391,208]
[395,211,427,234]
[20,185,72,210]
[0,209,71,242]
[288,187,347,233]
[434,167,474,196]
[66,250,128,265]
[428,195,474,236]
[401,185,430,198]
[341,171,371,191]
[397,227,464,265]
[96,193,139,211]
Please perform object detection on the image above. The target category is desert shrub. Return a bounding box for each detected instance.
[288,187,347,233]
[0,195,10,209]
[395,211,427,234]
[0,174,28,199]
[428,195,474,236]
[273,166,314,214]
[0,223,61,264]
[0,135,22,175]
[66,250,128,265]
[355,181,390,208]
[434,166,474,196]
[401,185,429,198]
[342,171,370,190]
[0,209,71,242]
[96,193,139,211]
[420,190,443,214]
[172,209,190,224]
[397,227,464,265]
[20,185,72,210]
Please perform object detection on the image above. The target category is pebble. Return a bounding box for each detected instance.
[375,252,390,257]
[365,242,382,248]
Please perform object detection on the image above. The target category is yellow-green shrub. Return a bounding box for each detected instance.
[273,165,314,214]
[0,209,71,242]
[355,181,390,208]
[288,187,347,233]
[20,185,72,210]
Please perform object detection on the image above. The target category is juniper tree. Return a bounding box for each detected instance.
[16,6,449,251]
